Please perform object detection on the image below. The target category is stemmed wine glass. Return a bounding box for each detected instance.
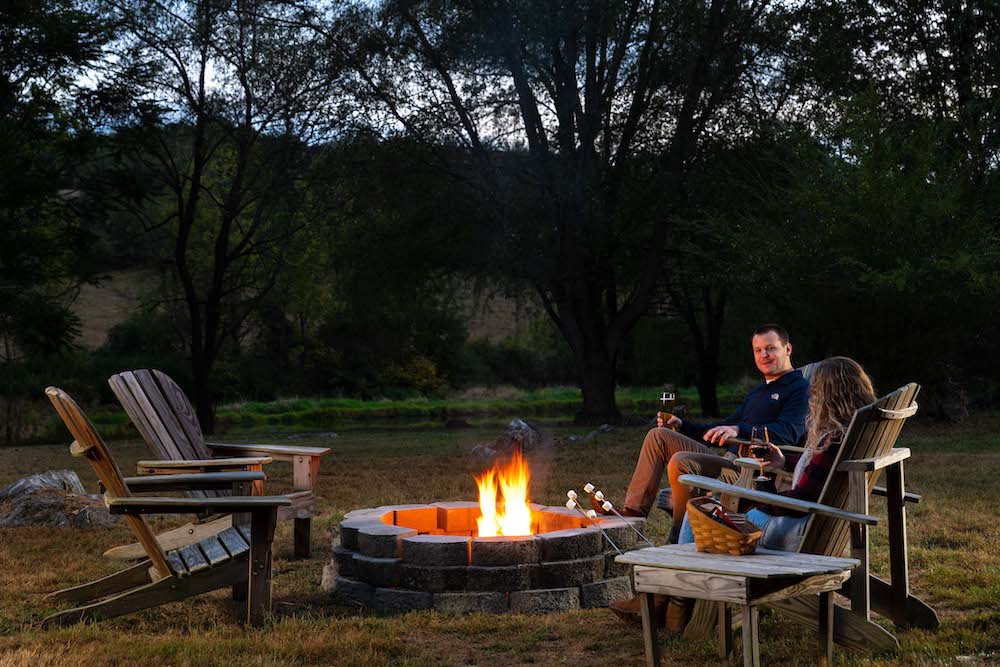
[749,426,771,486]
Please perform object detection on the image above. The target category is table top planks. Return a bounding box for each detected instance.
[616,543,859,579]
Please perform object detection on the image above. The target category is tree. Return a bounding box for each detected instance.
[0,0,106,444]
[330,0,800,421]
[95,0,344,431]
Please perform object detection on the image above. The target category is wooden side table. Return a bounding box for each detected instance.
[616,544,858,667]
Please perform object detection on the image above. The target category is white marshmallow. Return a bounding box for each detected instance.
[583,483,595,494]
[567,490,578,500]
[602,501,613,512]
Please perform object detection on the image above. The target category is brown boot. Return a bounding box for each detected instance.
[665,597,692,634]
[609,594,668,627]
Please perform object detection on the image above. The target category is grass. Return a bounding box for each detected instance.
[1,417,999,666]
[80,385,749,436]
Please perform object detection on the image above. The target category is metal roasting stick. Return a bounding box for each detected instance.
[583,483,656,548]
[565,492,622,555]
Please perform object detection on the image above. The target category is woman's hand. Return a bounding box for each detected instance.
[755,442,786,471]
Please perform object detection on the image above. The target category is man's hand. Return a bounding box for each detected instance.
[657,414,682,429]
[703,425,738,445]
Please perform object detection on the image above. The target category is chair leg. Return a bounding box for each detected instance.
[718,602,733,658]
[247,509,278,626]
[818,592,834,667]
[294,518,311,558]
[639,592,661,667]
[742,605,760,667]
[886,461,911,627]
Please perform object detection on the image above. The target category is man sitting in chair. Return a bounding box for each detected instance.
[606,324,809,543]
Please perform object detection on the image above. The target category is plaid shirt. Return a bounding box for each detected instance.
[755,435,838,517]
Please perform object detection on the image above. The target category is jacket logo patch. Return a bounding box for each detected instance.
[771,393,780,400]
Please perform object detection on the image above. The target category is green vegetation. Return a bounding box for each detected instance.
[0,419,998,665]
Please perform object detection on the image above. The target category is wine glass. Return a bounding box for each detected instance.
[749,426,770,485]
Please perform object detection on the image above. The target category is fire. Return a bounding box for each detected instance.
[475,448,534,537]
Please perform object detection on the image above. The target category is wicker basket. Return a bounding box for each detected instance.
[687,497,762,556]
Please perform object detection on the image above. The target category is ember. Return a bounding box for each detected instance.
[475,447,534,537]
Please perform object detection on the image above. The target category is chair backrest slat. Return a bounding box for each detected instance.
[799,382,919,556]
[109,373,177,459]
[45,387,173,578]
[151,370,211,460]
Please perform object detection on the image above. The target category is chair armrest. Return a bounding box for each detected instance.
[837,448,911,472]
[677,474,879,525]
[136,457,272,475]
[106,495,291,515]
[206,442,331,461]
[122,471,265,492]
[776,444,806,454]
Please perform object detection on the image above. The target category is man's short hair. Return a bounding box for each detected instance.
[753,323,789,345]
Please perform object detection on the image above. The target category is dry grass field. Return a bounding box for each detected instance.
[1,417,998,666]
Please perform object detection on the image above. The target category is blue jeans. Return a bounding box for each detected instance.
[679,507,808,552]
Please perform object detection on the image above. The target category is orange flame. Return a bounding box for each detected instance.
[475,448,534,537]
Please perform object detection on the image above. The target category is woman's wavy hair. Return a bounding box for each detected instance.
[806,357,876,452]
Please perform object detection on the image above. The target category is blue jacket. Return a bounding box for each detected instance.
[679,369,809,452]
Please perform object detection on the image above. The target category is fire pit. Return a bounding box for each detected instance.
[330,449,645,613]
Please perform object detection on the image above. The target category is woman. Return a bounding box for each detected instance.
[668,356,877,628]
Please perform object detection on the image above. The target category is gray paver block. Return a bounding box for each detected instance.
[333,576,373,606]
[466,564,536,592]
[357,523,419,558]
[605,550,631,579]
[580,576,633,608]
[400,564,467,592]
[595,517,646,550]
[433,501,481,533]
[539,555,604,588]
[352,554,402,587]
[333,545,357,578]
[401,534,471,566]
[339,518,386,551]
[510,587,580,614]
[537,527,603,561]
[433,591,508,614]
[470,535,541,566]
[343,507,393,522]
[371,587,433,613]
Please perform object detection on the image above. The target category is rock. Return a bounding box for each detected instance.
[0,470,118,528]
[320,563,338,591]
[491,418,550,454]
[584,424,615,440]
[0,470,86,498]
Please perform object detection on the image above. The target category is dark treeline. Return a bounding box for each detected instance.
[2,0,998,441]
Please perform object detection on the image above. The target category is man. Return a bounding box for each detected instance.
[617,324,809,544]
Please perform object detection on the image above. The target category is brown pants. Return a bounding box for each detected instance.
[624,427,737,535]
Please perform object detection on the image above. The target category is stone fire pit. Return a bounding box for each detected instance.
[329,502,644,614]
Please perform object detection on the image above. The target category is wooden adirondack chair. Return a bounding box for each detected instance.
[43,387,290,626]
[677,382,939,653]
[107,369,331,558]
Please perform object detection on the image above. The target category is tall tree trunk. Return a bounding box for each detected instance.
[191,351,215,435]
[577,349,620,424]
